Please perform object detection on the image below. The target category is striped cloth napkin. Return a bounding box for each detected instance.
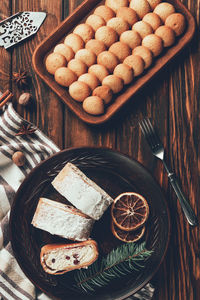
[0,102,154,300]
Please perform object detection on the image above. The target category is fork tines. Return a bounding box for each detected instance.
[0,90,13,109]
[139,118,161,150]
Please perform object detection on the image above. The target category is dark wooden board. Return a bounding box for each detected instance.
[32,0,195,125]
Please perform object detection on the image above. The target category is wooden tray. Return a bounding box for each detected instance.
[32,0,195,125]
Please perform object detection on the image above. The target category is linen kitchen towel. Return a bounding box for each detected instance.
[0,102,154,300]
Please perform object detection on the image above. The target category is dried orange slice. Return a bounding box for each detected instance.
[111,192,149,231]
[111,221,145,243]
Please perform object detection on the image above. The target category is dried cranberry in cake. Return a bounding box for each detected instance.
[111,192,149,231]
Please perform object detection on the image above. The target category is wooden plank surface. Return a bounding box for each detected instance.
[1,0,200,299]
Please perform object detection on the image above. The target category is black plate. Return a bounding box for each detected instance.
[9,147,170,300]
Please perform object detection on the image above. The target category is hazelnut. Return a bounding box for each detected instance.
[12,151,26,166]
[18,93,32,106]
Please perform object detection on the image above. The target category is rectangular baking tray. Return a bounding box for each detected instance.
[32,0,196,125]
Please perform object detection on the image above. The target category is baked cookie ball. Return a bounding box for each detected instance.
[97,51,119,73]
[92,85,113,105]
[116,7,138,27]
[154,2,175,22]
[78,73,99,90]
[83,96,104,115]
[130,0,151,19]
[109,42,131,63]
[88,65,109,83]
[54,67,77,87]
[120,30,142,50]
[73,23,94,43]
[102,75,124,94]
[143,13,162,31]
[86,14,106,32]
[95,26,118,48]
[132,21,153,39]
[155,25,175,47]
[142,34,163,56]
[107,17,129,36]
[165,13,186,36]
[94,5,115,22]
[45,53,67,75]
[64,33,84,53]
[146,0,161,10]
[75,49,96,67]
[132,46,153,69]
[105,0,129,13]
[69,81,91,102]
[114,63,134,84]
[68,59,87,77]
[85,39,106,56]
[53,44,74,62]
[124,55,145,76]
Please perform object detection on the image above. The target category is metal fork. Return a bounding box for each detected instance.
[139,118,198,226]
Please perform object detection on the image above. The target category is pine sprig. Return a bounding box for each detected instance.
[74,242,153,294]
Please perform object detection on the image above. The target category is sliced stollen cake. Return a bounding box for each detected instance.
[31,198,94,241]
[40,240,98,275]
[52,162,113,220]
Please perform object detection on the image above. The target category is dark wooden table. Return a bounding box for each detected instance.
[0,1,199,299]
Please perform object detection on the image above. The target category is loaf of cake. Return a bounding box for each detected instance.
[40,240,98,275]
[31,198,94,241]
[52,162,113,220]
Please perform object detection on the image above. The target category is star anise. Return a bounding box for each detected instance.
[12,69,29,88]
[15,124,36,136]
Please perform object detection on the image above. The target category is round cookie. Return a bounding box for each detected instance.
[132,46,153,69]
[155,25,175,47]
[53,44,74,62]
[120,30,142,50]
[69,81,91,102]
[165,13,186,36]
[154,2,175,22]
[64,33,84,53]
[68,59,87,77]
[146,0,162,10]
[54,67,77,87]
[105,0,129,13]
[95,26,118,48]
[75,49,96,67]
[93,85,113,105]
[109,42,131,63]
[132,21,153,39]
[88,65,109,83]
[78,73,99,90]
[85,39,107,56]
[73,23,94,43]
[97,51,119,73]
[143,13,162,31]
[102,75,124,94]
[116,7,138,27]
[107,17,129,36]
[142,34,163,56]
[45,53,67,75]
[94,5,115,22]
[130,0,151,19]
[124,55,145,76]
[86,14,106,31]
[83,96,104,115]
[114,63,134,84]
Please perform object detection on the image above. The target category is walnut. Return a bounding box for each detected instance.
[12,151,26,166]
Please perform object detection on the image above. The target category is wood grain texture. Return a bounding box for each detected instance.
[0,0,200,299]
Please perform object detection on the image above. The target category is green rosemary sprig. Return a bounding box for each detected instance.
[74,242,153,294]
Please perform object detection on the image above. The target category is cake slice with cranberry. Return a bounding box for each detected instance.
[40,240,98,274]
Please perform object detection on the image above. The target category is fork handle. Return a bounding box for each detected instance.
[168,173,198,226]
